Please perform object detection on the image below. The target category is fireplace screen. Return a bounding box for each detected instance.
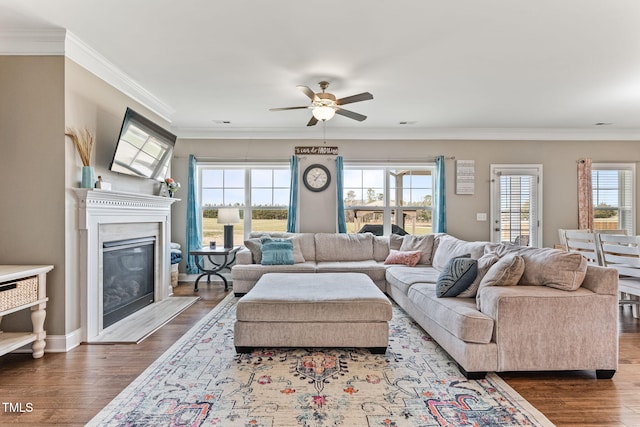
[102,236,155,328]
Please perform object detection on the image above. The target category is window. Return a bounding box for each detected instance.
[343,164,435,235]
[592,164,635,234]
[491,165,543,247]
[199,164,290,244]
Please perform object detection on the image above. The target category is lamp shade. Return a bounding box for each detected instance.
[312,105,336,121]
[217,208,240,224]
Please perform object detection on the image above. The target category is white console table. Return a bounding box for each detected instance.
[0,265,52,358]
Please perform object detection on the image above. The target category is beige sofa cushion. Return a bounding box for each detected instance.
[315,233,374,262]
[432,235,489,271]
[316,260,387,284]
[408,283,495,344]
[385,266,441,295]
[389,234,404,251]
[230,262,316,281]
[494,245,588,291]
[373,235,390,261]
[399,234,436,265]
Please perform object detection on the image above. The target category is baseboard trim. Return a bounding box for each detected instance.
[47,329,82,352]
[9,328,82,354]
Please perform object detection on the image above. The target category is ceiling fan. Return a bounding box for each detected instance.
[270,81,373,126]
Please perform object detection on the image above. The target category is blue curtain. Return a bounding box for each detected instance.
[336,156,347,233]
[186,154,202,274]
[287,155,299,232]
[434,155,447,233]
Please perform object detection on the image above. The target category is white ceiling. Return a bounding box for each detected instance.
[2,0,640,140]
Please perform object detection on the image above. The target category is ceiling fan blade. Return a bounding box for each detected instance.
[336,92,373,106]
[269,106,310,111]
[306,116,319,126]
[297,85,318,101]
[335,108,367,122]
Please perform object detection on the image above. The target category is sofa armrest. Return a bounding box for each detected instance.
[479,285,618,372]
[236,248,254,265]
[580,265,619,296]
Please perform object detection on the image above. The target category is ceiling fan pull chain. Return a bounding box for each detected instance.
[323,121,326,144]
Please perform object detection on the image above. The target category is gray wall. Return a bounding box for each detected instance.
[0,56,66,333]
[171,138,640,271]
[0,55,170,338]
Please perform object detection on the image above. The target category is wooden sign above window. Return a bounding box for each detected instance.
[295,146,339,155]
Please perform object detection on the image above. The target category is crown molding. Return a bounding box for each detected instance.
[0,29,174,122]
[0,29,66,54]
[172,125,640,141]
[64,32,174,122]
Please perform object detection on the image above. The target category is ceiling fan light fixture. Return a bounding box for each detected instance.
[312,105,336,121]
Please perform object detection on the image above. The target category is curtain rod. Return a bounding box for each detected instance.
[343,156,455,163]
[183,155,456,163]
[577,159,639,164]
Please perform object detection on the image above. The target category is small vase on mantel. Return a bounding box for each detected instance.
[81,166,95,189]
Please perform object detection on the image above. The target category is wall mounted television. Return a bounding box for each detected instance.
[109,107,176,181]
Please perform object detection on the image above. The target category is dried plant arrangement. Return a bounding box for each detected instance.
[65,127,95,167]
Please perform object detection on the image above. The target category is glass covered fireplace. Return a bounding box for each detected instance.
[102,236,156,328]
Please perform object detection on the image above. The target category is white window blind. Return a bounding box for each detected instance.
[592,164,635,235]
[491,165,542,247]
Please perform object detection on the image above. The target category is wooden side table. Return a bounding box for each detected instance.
[0,265,53,359]
[189,246,241,292]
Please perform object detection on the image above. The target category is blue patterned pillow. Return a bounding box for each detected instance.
[436,256,478,297]
[260,238,294,265]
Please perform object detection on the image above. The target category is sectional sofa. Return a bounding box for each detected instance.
[231,232,619,379]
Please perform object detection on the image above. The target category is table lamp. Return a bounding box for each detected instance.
[217,208,240,248]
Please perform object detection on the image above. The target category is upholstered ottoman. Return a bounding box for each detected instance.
[234,272,392,353]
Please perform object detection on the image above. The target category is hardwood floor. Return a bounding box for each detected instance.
[1,283,639,426]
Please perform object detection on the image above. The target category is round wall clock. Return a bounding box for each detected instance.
[303,163,331,192]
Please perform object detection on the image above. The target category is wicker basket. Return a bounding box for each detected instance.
[0,275,38,311]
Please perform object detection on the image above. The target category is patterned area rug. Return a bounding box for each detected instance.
[88,294,554,427]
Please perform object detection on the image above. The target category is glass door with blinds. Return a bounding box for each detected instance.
[490,165,543,247]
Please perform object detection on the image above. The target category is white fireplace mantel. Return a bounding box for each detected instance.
[73,189,178,342]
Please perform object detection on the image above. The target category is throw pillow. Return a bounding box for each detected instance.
[384,249,422,267]
[260,238,295,265]
[436,256,478,297]
[246,236,306,264]
[243,238,263,264]
[475,254,525,311]
[399,234,435,265]
[479,254,525,288]
[432,234,489,271]
[288,236,306,263]
[490,245,588,291]
[456,252,500,298]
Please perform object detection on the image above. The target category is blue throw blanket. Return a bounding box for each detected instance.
[171,252,182,264]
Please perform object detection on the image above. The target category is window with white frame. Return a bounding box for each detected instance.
[592,163,635,235]
[199,163,290,243]
[343,164,435,235]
